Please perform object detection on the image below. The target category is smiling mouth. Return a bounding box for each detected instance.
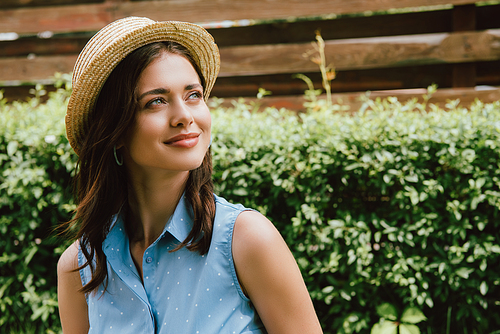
[164,133,200,147]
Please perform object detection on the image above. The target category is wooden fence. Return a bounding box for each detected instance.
[1,0,500,109]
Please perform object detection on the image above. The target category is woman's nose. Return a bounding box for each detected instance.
[169,99,194,127]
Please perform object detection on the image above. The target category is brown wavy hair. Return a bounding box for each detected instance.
[63,41,216,294]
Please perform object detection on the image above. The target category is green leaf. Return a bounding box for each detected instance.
[24,246,38,265]
[480,281,488,296]
[399,324,421,334]
[475,177,486,189]
[33,187,43,199]
[455,267,473,279]
[438,262,447,275]
[400,307,427,324]
[31,305,47,321]
[405,174,419,183]
[322,286,334,294]
[371,321,398,334]
[232,188,248,196]
[7,141,18,156]
[461,148,476,162]
[0,278,14,298]
[345,163,362,171]
[376,303,398,321]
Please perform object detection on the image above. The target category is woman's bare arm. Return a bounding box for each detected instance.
[232,210,323,334]
[57,241,89,334]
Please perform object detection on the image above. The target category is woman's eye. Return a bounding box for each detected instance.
[146,98,165,107]
[188,91,203,100]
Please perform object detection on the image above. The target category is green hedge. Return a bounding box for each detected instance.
[1,83,500,333]
[0,82,75,333]
[210,95,500,333]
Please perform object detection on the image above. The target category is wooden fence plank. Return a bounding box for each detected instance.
[0,0,101,10]
[2,29,499,83]
[213,60,499,98]
[0,0,478,35]
[218,29,500,76]
[212,63,456,97]
[0,55,78,83]
[0,3,114,35]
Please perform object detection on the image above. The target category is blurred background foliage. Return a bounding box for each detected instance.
[0,77,75,334]
[1,80,500,333]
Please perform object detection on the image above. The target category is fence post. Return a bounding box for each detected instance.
[452,4,476,88]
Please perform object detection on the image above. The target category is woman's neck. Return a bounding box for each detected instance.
[125,170,189,248]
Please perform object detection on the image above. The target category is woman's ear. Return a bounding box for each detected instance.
[115,135,127,150]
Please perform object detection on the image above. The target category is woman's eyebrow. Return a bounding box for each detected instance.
[185,83,203,91]
[138,84,202,100]
[137,87,170,101]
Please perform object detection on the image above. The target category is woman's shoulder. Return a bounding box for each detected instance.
[57,240,80,274]
[57,240,90,333]
[232,210,283,255]
[231,212,324,333]
[212,194,276,243]
[211,195,269,252]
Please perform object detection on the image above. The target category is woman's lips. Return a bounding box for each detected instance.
[164,133,200,148]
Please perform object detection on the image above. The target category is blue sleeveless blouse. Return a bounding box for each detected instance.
[78,194,267,333]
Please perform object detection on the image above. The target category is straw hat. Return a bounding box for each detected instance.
[66,16,220,155]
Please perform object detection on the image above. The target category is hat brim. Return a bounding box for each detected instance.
[66,17,220,156]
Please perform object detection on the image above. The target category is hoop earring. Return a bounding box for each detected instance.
[113,145,123,166]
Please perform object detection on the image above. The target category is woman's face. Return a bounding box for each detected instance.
[121,51,211,176]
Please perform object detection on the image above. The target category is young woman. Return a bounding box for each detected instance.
[57,17,323,334]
